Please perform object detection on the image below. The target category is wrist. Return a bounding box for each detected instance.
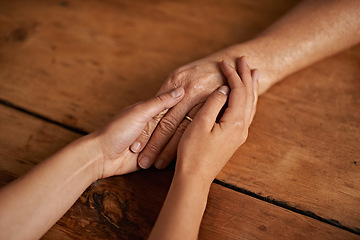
[208,39,280,94]
[174,163,213,191]
[172,170,211,199]
[65,133,104,183]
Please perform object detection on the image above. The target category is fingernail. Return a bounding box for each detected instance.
[170,87,184,98]
[139,156,151,169]
[155,159,165,169]
[218,85,230,96]
[130,141,141,153]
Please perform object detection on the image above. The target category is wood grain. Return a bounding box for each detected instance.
[0,0,299,131]
[218,47,360,230]
[201,184,359,240]
[0,0,359,235]
[0,105,357,239]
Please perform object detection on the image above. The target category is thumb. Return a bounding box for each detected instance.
[137,87,185,123]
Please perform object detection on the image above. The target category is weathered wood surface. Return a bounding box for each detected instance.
[0,0,359,236]
[0,105,357,239]
[0,0,299,131]
[218,46,360,230]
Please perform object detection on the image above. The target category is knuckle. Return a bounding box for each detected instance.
[233,120,245,130]
[153,109,168,122]
[156,94,166,102]
[212,92,226,103]
[158,116,178,135]
[140,118,159,141]
[176,121,189,135]
[171,68,184,78]
[146,142,161,154]
[169,68,187,84]
[140,126,151,139]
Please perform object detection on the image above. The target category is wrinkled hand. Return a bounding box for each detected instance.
[130,56,225,169]
[131,55,258,170]
[91,87,184,179]
[177,57,258,183]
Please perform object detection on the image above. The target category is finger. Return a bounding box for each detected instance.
[250,69,259,123]
[219,60,247,124]
[237,57,254,124]
[192,85,229,131]
[220,58,256,128]
[154,104,203,169]
[138,101,193,169]
[136,87,185,123]
[130,109,167,153]
[130,88,184,153]
[237,56,253,91]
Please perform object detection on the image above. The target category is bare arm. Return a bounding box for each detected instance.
[132,0,360,169]
[227,0,360,93]
[0,88,184,240]
[0,136,100,240]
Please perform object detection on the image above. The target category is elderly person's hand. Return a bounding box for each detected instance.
[130,0,360,170]
[131,54,259,170]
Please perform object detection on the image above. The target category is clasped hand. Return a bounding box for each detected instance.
[90,57,258,183]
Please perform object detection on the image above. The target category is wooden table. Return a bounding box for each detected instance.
[0,0,359,239]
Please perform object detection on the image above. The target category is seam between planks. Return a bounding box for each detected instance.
[213,179,360,235]
[0,99,88,135]
[1,98,359,236]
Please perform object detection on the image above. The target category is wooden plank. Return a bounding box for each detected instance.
[217,47,360,231]
[0,105,357,239]
[0,0,299,131]
[201,184,359,240]
[0,104,170,239]
[0,0,359,232]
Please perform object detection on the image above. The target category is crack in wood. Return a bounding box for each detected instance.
[1,98,358,236]
[213,179,360,235]
[0,99,88,135]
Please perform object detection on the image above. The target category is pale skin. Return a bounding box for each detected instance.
[0,58,257,240]
[132,0,360,170]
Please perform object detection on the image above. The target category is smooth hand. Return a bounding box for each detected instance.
[177,57,258,183]
[91,87,184,179]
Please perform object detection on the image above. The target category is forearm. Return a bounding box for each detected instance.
[211,0,360,94]
[0,135,101,240]
[149,171,211,240]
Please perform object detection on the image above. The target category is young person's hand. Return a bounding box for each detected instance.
[91,87,184,179]
[176,57,258,184]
